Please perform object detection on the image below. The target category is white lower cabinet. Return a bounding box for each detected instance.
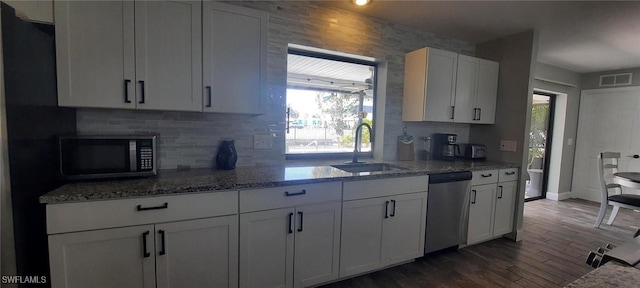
[293,203,342,288]
[340,198,386,276]
[467,184,497,245]
[493,181,517,236]
[340,192,428,278]
[240,208,294,288]
[49,225,156,288]
[239,201,341,288]
[238,183,342,288]
[467,168,519,246]
[156,216,239,288]
[48,215,238,288]
[46,191,239,288]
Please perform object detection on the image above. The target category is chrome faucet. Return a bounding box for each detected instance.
[351,123,373,164]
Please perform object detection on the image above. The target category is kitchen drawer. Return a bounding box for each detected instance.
[239,182,341,213]
[471,169,498,186]
[343,175,428,201]
[46,191,238,234]
[499,168,519,182]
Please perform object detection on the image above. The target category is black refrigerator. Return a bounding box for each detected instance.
[2,2,76,282]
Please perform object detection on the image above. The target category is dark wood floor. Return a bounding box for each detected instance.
[322,199,640,288]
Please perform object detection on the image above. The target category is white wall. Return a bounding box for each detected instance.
[3,1,52,23]
[470,30,539,241]
[534,62,581,200]
[581,67,640,90]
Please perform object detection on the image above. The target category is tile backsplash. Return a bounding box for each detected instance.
[76,109,282,169]
[76,1,475,169]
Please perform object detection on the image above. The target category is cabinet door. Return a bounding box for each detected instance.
[134,0,202,111]
[382,192,427,265]
[156,216,239,288]
[340,198,386,278]
[48,225,155,288]
[203,1,268,114]
[55,0,136,109]
[454,55,478,123]
[467,184,496,245]
[293,202,341,288]
[240,208,294,288]
[474,59,499,124]
[424,48,458,122]
[493,181,517,236]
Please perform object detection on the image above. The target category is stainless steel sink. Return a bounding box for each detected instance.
[331,163,406,173]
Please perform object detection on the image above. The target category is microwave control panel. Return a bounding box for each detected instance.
[138,140,154,171]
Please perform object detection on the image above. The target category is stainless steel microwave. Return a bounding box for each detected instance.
[59,135,157,180]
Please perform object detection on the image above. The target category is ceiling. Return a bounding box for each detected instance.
[288,54,374,93]
[328,1,640,74]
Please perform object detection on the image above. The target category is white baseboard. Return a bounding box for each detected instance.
[514,229,523,242]
[546,191,571,201]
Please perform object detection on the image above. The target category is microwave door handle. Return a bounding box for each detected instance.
[129,140,137,172]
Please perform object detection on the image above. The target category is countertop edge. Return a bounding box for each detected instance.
[40,161,520,204]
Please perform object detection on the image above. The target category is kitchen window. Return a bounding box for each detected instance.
[286,46,377,158]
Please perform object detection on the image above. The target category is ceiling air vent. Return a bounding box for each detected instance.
[599,73,633,87]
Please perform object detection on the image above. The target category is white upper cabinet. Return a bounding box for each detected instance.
[403,48,499,124]
[453,55,478,123]
[134,0,202,111]
[55,0,202,112]
[403,47,458,122]
[456,55,499,124]
[55,1,136,109]
[203,1,268,114]
[474,58,499,124]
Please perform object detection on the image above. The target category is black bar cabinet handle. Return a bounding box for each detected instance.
[471,190,477,204]
[505,171,516,175]
[206,86,212,108]
[297,211,304,232]
[136,202,168,211]
[158,230,166,255]
[390,200,396,217]
[286,107,291,134]
[481,173,492,178]
[477,108,481,120]
[385,201,390,219]
[124,79,132,103]
[288,212,293,234]
[138,80,145,104]
[142,231,150,258]
[451,106,455,119]
[498,186,503,199]
[285,189,306,197]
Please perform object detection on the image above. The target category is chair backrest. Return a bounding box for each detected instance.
[529,157,544,169]
[598,152,621,198]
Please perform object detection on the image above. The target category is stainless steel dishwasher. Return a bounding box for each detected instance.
[425,171,472,254]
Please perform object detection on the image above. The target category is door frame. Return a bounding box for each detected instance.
[525,90,556,202]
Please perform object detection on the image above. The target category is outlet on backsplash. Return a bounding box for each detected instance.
[254,134,273,149]
[500,140,517,152]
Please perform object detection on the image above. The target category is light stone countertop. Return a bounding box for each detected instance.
[39,159,520,204]
[565,261,640,288]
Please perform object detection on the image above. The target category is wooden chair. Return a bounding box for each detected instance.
[594,152,640,228]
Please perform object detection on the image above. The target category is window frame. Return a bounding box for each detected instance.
[285,48,378,160]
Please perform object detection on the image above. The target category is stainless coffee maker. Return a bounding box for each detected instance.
[432,133,460,161]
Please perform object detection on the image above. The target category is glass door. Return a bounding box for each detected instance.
[525,92,555,201]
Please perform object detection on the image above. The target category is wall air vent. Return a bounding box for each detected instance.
[599,73,633,87]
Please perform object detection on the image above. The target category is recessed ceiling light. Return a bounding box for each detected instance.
[354,0,371,6]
